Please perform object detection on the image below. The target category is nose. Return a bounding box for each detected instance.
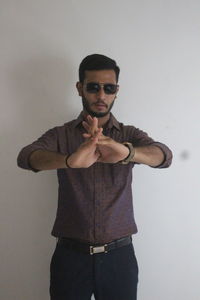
[97,86,106,100]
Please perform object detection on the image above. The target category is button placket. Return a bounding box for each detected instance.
[93,163,102,242]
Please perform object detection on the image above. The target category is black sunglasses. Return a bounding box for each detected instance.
[85,82,119,95]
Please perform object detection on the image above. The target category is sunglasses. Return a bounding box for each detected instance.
[85,82,119,95]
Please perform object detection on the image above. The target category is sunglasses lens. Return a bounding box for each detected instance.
[104,84,117,94]
[86,83,100,93]
[86,83,118,94]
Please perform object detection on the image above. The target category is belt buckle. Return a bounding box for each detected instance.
[90,244,108,255]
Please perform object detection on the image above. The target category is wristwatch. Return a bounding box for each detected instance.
[120,142,135,165]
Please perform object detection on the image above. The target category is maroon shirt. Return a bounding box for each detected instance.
[17,112,172,244]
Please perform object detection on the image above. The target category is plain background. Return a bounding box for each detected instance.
[0,0,199,299]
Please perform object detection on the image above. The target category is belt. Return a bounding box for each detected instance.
[57,236,132,255]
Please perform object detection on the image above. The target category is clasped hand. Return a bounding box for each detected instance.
[67,115,129,168]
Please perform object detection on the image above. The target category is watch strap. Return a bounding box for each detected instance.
[120,142,135,164]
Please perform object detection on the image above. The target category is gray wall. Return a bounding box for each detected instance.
[0,0,199,299]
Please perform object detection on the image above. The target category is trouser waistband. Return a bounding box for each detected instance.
[57,236,132,255]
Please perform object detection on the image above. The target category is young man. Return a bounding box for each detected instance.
[17,54,173,300]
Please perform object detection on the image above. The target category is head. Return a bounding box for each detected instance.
[76,54,120,118]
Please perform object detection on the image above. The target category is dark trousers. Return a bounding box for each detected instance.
[50,241,138,300]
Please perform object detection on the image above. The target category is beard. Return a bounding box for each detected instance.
[82,97,115,118]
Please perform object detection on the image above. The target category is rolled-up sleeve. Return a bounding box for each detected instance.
[131,127,173,168]
[17,128,58,172]
[149,141,173,168]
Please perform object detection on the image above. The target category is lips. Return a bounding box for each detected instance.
[94,102,107,108]
[96,104,106,107]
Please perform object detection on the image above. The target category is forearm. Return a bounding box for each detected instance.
[29,149,67,171]
[131,145,165,167]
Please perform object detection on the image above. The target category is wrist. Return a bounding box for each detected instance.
[121,143,130,160]
[65,154,73,168]
[118,142,135,164]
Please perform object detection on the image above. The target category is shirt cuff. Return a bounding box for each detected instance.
[150,142,173,168]
[17,147,43,172]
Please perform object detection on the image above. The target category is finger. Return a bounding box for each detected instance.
[93,117,98,129]
[83,117,97,136]
[90,129,100,141]
[82,133,91,138]
[95,127,103,138]
[87,115,98,135]
[97,156,104,162]
[98,127,103,134]
[82,121,91,132]
[96,131,106,139]
[89,129,102,144]
[83,128,103,145]
[95,152,101,160]
[87,115,95,124]
[97,135,110,144]
[97,141,111,147]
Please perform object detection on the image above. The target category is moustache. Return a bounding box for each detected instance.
[94,101,108,107]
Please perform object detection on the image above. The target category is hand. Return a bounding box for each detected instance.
[97,135,129,163]
[82,115,129,164]
[67,129,102,168]
[82,115,99,137]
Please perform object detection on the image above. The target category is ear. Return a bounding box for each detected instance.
[115,85,119,98]
[76,82,83,96]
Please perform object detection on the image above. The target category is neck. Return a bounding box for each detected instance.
[83,110,110,127]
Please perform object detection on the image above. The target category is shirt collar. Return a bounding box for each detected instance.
[71,111,120,131]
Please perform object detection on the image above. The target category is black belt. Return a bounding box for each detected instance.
[57,236,132,255]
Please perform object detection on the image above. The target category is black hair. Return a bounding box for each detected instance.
[79,54,120,83]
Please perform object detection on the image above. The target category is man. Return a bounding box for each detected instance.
[17,54,173,300]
